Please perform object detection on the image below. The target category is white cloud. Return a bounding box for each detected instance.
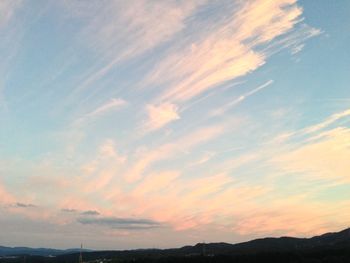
[67,0,204,91]
[210,80,274,117]
[143,0,308,105]
[303,108,350,135]
[87,98,126,117]
[291,44,305,55]
[143,103,180,132]
[76,98,127,125]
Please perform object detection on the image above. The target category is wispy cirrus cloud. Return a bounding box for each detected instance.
[145,0,306,104]
[124,124,226,183]
[82,139,126,193]
[1,0,344,249]
[272,127,350,183]
[210,80,274,117]
[64,0,204,92]
[86,98,126,118]
[303,108,350,135]
[135,0,319,131]
[264,24,322,56]
[75,98,127,125]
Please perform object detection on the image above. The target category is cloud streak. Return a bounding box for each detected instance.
[272,127,350,183]
[144,0,304,108]
[75,98,127,125]
[13,202,36,208]
[0,0,342,250]
[77,216,161,230]
[67,0,204,92]
[81,210,100,216]
[211,80,274,116]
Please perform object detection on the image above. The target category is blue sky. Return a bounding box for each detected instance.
[0,0,349,249]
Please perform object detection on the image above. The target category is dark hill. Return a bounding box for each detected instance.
[1,227,349,262]
[0,246,90,257]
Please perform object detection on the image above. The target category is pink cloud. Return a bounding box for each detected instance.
[143,103,180,132]
[144,0,306,106]
[0,182,15,205]
[272,127,350,183]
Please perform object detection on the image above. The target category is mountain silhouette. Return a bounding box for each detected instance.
[1,227,349,262]
[171,228,350,255]
[0,246,90,257]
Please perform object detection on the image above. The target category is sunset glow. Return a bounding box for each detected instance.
[0,0,349,250]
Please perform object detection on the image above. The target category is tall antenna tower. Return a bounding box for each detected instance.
[79,243,83,263]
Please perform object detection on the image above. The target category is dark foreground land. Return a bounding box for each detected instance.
[1,228,350,263]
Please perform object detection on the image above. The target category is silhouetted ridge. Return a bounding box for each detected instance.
[1,227,350,262]
[0,246,91,257]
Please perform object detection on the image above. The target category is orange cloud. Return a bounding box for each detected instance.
[272,127,350,183]
[68,0,204,91]
[144,0,305,105]
[0,182,15,205]
[303,108,350,135]
[232,198,350,237]
[124,124,225,183]
[143,103,180,132]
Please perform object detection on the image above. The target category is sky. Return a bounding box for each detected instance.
[0,0,350,250]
